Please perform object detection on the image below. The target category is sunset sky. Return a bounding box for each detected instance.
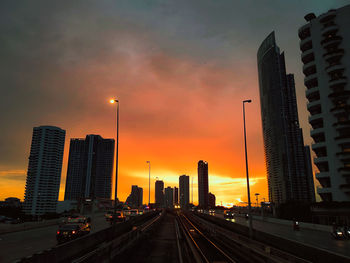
[1,0,348,206]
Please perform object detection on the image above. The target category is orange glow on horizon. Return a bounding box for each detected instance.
[0,48,270,206]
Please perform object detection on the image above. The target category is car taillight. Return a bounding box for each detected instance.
[72,230,76,234]
[57,231,60,234]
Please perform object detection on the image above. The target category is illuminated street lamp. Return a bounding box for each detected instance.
[147,161,151,206]
[243,99,253,238]
[110,99,119,217]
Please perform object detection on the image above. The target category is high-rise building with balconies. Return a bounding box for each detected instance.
[64,135,114,201]
[23,126,65,216]
[257,32,315,205]
[299,5,350,202]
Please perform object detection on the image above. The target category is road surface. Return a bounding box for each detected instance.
[215,213,350,258]
[0,213,109,263]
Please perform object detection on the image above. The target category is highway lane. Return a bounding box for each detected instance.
[214,213,350,258]
[0,213,109,263]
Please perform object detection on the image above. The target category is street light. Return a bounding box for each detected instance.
[146,161,151,206]
[255,193,260,206]
[110,99,119,217]
[243,99,253,238]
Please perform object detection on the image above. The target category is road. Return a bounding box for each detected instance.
[215,213,350,258]
[0,213,109,263]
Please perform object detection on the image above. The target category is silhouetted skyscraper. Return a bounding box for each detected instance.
[174,186,179,205]
[257,32,315,205]
[208,192,216,208]
[126,185,143,208]
[299,5,350,201]
[198,161,209,208]
[164,187,174,208]
[64,135,114,201]
[179,175,189,209]
[23,126,65,216]
[155,180,164,208]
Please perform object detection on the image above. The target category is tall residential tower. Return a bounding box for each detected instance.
[23,126,65,216]
[64,135,114,201]
[299,5,350,201]
[179,175,189,209]
[155,180,164,208]
[198,161,209,208]
[257,32,315,205]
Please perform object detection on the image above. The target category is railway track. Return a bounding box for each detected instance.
[177,213,239,263]
[176,212,311,263]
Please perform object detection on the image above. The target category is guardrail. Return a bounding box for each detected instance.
[73,210,165,263]
[194,212,350,263]
[15,211,160,263]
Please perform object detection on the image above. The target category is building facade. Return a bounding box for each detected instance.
[126,185,143,208]
[23,126,65,216]
[198,161,209,208]
[257,32,315,205]
[179,175,189,209]
[155,180,164,208]
[64,135,114,201]
[298,5,350,201]
[164,187,174,208]
[174,186,179,205]
[208,192,216,208]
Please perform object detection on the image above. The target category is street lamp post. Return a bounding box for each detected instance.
[255,193,260,206]
[147,161,151,206]
[110,99,119,217]
[243,99,253,238]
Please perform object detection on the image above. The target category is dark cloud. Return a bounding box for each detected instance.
[0,0,349,171]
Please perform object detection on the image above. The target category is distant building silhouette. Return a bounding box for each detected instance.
[4,197,21,208]
[208,192,216,208]
[23,126,65,216]
[179,175,189,209]
[64,135,114,201]
[126,185,143,208]
[198,161,209,208]
[174,186,179,205]
[257,32,315,205]
[164,187,174,208]
[299,5,350,202]
[155,180,164,208]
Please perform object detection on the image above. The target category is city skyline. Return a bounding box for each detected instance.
[2,1,350,206]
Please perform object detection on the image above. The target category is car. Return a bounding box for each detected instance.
[0,215,7,223]
[4,217,21,224]
[209,209,215,215]
[105,211,113,221]
[224,210,235,219]
[331,227,345,239]
[110,211,126,224]
[65,216,91,232]
[129,209,138,217]
[56,224,89,244]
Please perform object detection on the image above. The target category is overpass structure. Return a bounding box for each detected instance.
[1,210,349,263]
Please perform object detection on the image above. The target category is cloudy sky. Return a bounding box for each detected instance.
[1,0,349,205]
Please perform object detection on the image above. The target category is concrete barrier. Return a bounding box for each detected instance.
[15,211,159,263]
[252,215,333,232]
